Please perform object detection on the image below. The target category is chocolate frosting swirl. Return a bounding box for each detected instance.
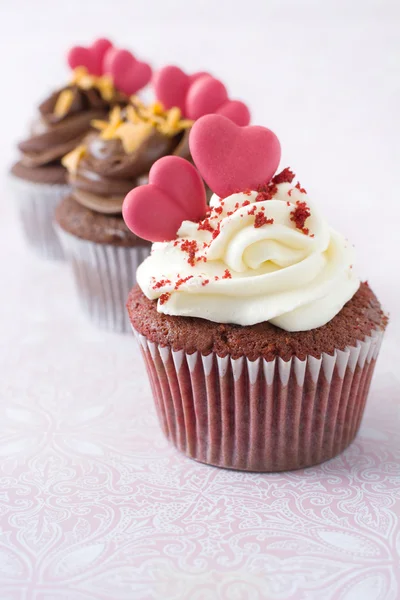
[15,82,127,174]
[69,127,192,214]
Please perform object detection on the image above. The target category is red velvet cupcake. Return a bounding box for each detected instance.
[122,116,387,471]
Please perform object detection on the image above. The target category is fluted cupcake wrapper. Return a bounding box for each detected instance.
[56,228,150,333]
[133,328,383,471]
[10,175,70,260]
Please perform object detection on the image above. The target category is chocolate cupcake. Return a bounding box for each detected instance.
[55,100,194,332]
[122,115,387,471]
[10,38,151,259]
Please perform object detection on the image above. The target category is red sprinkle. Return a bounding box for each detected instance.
[247,205,257,216]
[256,183,277,202]
[198,218,215,233]
[295,182,307,194]
[152,278,171,290]
[201,279,210,286]
[290,200,311,234]
[254,212,274,228]
[212,223,221,240]
[180,239,199,266]
[272,167,296,184]
[159,293,171,305]
[174,275,193,290]
[222,269,232,279]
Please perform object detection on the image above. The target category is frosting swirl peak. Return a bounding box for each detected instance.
[136,178,360,331]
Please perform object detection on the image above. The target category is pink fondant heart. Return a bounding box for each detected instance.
[188,71,210,84]
[154,68,251,124]
[189,114,281,198]
[122,156,207,242]
[153,67,212,114]
[185,75,228,121]
[67,38,113,76]
[104,49,152,96]
[152,66,190,113]
[216,100,251,126]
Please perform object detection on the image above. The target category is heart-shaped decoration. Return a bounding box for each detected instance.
[67,38,113,76]
[189,114,281,198]
[185,75,251,125]
[185,75,228,121]
[216,100,251,127]
[153,66,211,114]
[122,156,207,242]
[104,49,152,96]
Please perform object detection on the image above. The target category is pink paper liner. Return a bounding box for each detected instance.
[56,227,150,333]
[133,327,384,471]
[10,175,70,260]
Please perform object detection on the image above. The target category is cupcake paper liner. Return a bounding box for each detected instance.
[57,228,150,333]
[10,175,70,260]
[133,327,383,471]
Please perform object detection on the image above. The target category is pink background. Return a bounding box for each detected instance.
[1,1,399,597]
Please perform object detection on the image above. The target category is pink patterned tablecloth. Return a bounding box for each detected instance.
[1,206,399,600]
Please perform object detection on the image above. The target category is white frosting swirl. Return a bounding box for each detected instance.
[136,181,360,331]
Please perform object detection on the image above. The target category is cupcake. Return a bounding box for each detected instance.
[123,115,387,472]
[10,37,152,259]
[54,98,195,333]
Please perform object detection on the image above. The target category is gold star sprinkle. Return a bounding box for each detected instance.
[126,105,141,124]
[69,67,117,102]
[53,89,74,117]
[130,95,146,110]
[116,121,153,154]
[62,144,86,174]
[92,106,123,139]
[96,75,114,102]
[89,99,194,154]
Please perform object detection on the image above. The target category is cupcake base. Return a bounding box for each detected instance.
[10,175,69,260]
[57,228,150,333]
[134,329,383,471]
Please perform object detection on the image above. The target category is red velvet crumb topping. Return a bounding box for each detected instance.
[175,276,193,290]
[272,167,296,184]
[152,278,172,290]
[159,293,171,305]
[179,239,199,266]
[295,182,307,194]
[254,212,274,228]
[290,200,311,235]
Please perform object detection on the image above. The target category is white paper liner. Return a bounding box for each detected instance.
[133,328,384,471]
[57,227,150,333]
[9,175,70,260]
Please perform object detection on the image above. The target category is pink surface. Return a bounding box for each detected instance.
[123,156,207,242]
[1,200,399,599]
[189,115,281,198]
